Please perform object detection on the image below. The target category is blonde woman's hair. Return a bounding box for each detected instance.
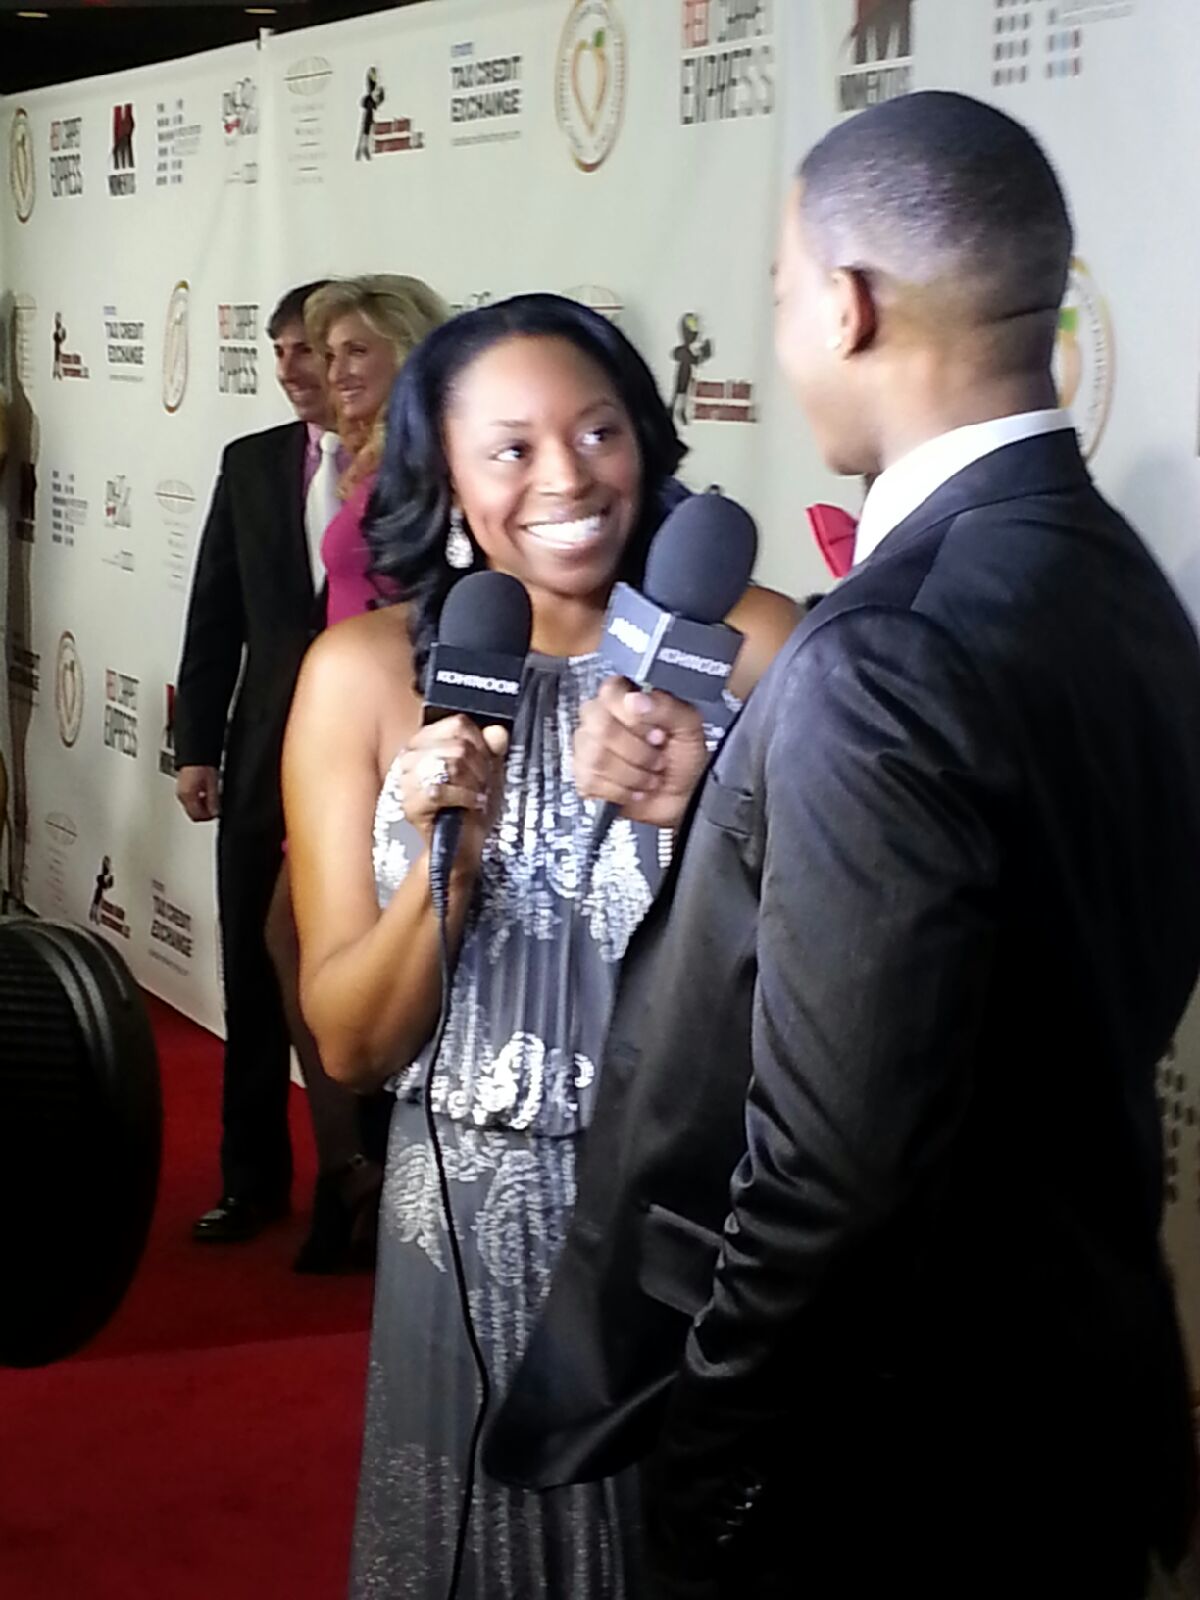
[305,274,449,489]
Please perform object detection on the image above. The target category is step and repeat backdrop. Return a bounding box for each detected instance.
[5,0,1200,1349]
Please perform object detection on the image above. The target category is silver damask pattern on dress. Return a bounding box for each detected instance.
[350,652,736,1600]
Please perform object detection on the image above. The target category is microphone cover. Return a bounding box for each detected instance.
[439,569,533,656]
[643,491,758,624]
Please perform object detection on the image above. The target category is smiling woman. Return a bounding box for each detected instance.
[279,293,796,1597]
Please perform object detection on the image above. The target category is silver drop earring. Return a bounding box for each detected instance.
[446,506,473,570]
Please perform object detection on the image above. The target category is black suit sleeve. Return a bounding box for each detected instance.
[174,449,246,769]
[641,608,1017,1595]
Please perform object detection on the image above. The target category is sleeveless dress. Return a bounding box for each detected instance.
[322,474,379,627]
[348,651,735,1599]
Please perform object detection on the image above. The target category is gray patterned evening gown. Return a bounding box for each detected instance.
[348,651,734,1600]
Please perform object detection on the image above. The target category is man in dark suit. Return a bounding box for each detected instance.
[487,94,1200,1597]
[175,280,331,1242]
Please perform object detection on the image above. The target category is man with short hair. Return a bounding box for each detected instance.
[175,280,333,1242]
[488,93,1200,1597]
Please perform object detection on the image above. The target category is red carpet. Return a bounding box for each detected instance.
[0,995,374,1599]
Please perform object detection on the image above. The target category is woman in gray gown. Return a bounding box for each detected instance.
[282,295,795,1599]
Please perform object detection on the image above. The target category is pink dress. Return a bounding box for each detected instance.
[321,473,378,626]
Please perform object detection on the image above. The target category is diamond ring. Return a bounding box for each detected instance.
[418,753,452,798]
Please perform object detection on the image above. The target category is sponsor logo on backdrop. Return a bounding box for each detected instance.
[162,280,189,414]
[1059,2,1130,23]
[103,475,135,572]
[564,284,623,323]
[148,876,194,973]
[156,96,201,187]
[680,0,775,125]
[49,115,84,198]
[42,811,78,913]
[1054,257,1113,461]
[89,856,130,940]
[103,303,146,383]
[103,668,139,759]
[14,292,37,389]
[55,631,84,747]
[354,66,385,159]
[108,103,136,196]
[51,312,89,381]
[556,0,627,172]
[222,76,259,184]
[50,468,87,549]
[45,812,78,849]
[217,302,259,395]
[449,41,523,147]
[7,638,40,705]
[159,684,176,775]
[668,312,756,426]
[839,0,914,112]
[992,0,1090,85]
[285,55,333,185]
[105,476,132,529]
[156,478,197,591]
[353,65,426,159]
[9,107,35,222]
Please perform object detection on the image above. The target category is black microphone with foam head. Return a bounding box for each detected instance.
[587,489,758,863]
[423,569,532,912]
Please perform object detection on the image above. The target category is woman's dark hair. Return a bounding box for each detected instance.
[363,293,687,683]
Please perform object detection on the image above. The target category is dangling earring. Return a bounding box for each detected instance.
[446,509,473,570]
[446,506,473,570]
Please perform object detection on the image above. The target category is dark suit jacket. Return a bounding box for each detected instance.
[486,432,1200,1594]
[174,422,319,837]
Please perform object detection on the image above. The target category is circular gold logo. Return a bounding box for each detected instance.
[1054,257,1114,461]
[162,279,190,415]
[556,0,627,173]
[9,108,34,224]
[55,630,84,748]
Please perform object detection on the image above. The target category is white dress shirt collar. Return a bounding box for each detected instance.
[854,409,1074,567]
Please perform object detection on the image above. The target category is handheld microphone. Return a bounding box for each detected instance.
[424,569,532,913]
[419,568,531,1599]
[587,490,758,866]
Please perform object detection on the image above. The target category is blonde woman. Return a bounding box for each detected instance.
[267,273,448,1271]
[304,274,449,624]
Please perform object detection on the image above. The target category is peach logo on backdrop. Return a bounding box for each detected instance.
[9,107,35,223]
[556,0,627,172]
[1054,257,1113,461]
[162,280,190,415]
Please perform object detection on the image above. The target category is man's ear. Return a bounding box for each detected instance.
[827,267,878,357]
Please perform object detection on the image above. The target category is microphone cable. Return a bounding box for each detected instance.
[426,821,491,1600]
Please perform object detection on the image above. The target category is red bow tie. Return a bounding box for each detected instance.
[805,504,858,579]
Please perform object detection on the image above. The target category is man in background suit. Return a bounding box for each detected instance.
[487,94,1200,1596]
[175,280,331,1242]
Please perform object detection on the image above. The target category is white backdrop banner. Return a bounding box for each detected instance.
[4,0,1200,1353]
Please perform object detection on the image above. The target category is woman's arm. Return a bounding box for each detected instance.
[726,584,800,701]
[283,613,506,1090]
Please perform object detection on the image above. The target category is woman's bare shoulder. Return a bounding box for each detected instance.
[727,584,800,698]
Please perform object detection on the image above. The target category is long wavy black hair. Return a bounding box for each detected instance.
[363,293,688,682]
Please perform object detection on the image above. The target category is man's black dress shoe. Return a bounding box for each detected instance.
[192,1194,289,1243]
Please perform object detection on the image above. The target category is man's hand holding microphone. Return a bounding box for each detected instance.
[576,488,759,845]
